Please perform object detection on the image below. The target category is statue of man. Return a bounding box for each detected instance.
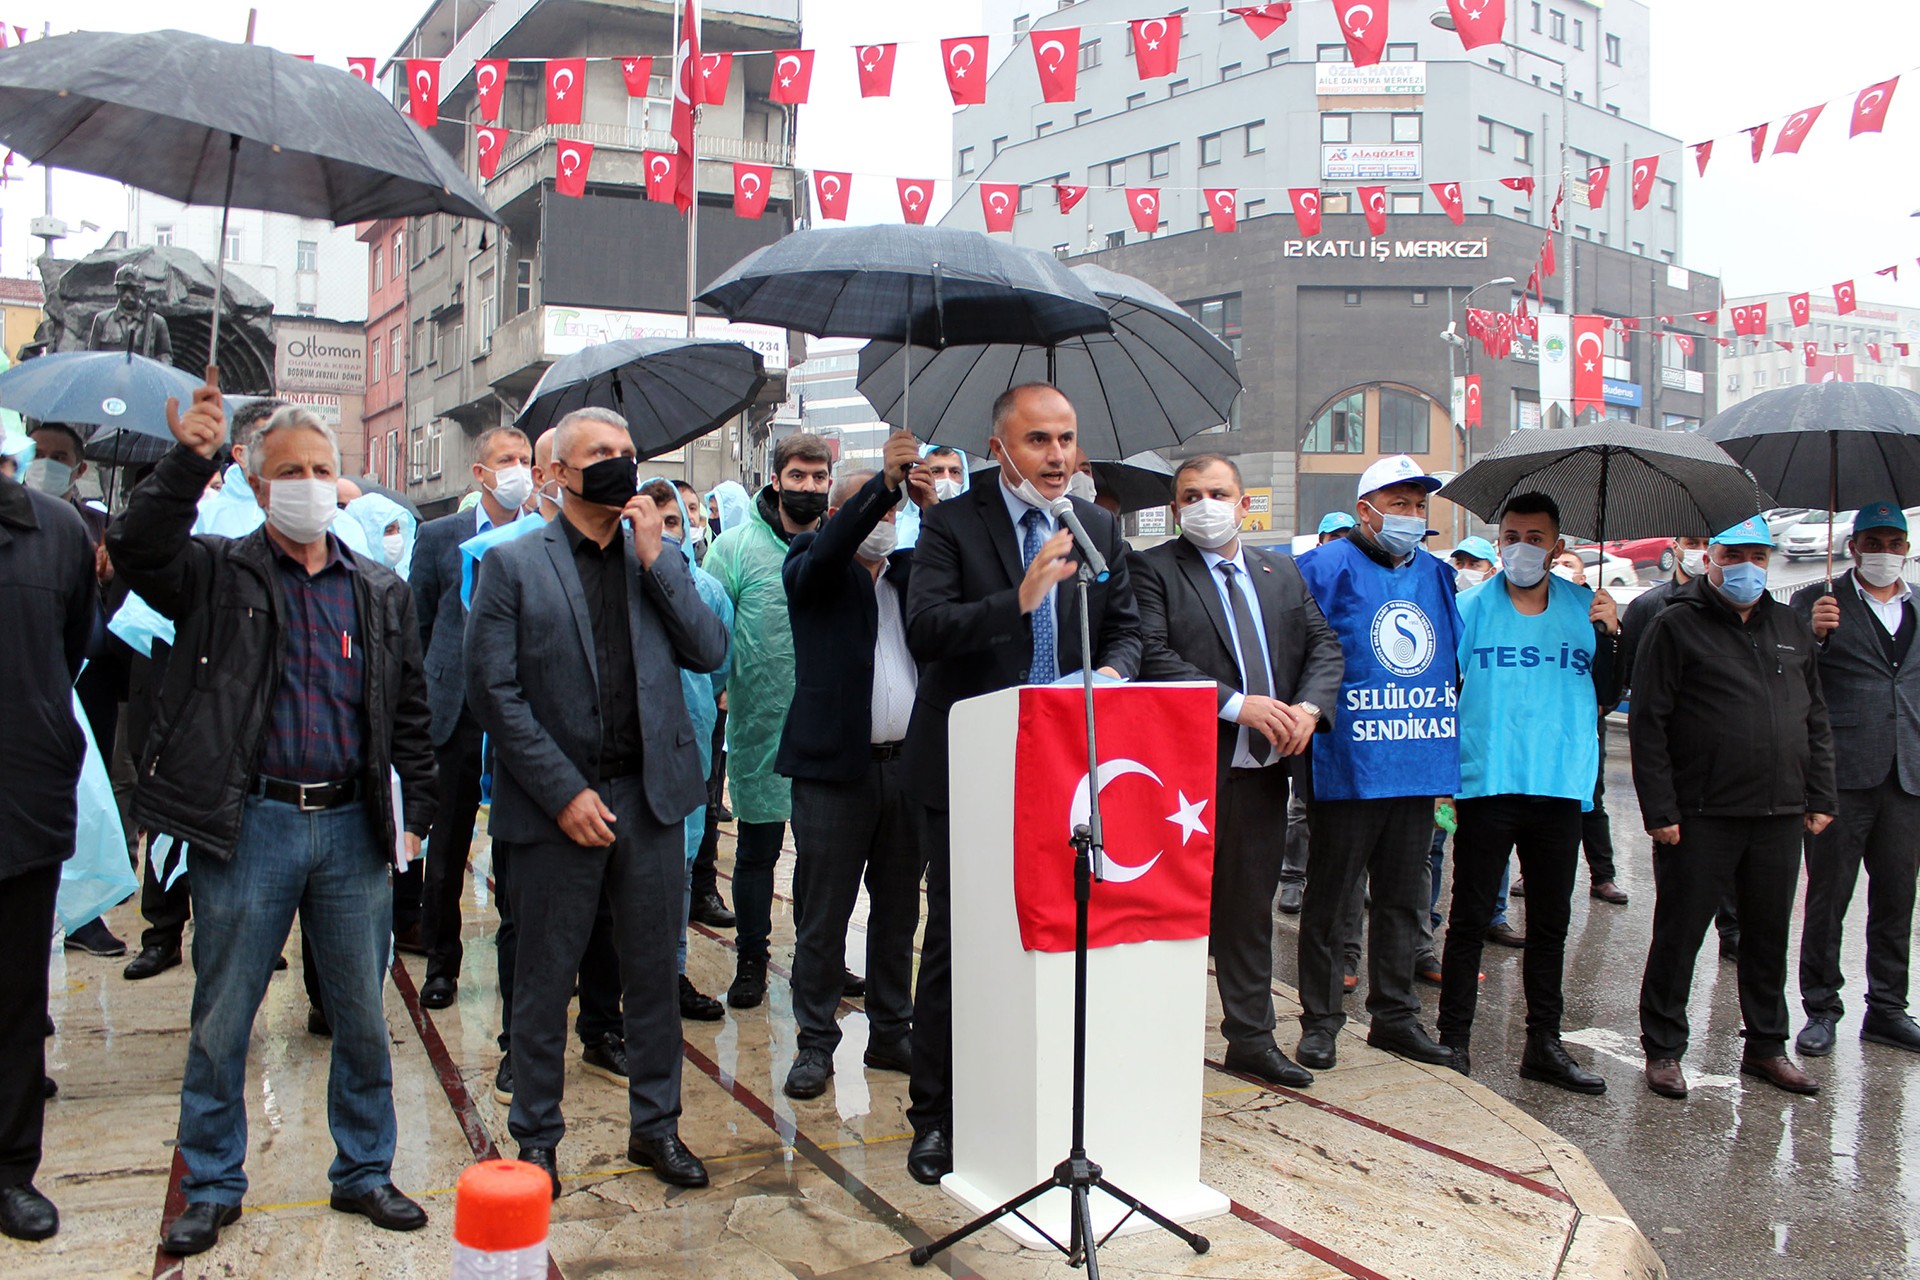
[87,263,173,363]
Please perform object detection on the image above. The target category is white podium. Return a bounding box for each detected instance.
[943,684,1230,1248]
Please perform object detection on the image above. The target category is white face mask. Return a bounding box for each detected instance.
[381,531,406,564]
[687,522,707,546]
[993,442,1051,511]
[858,519,898,562]
[1857,552,1906,589]
[485,463,534,511]
[1066,471,1098,503]
[23,458,73,496]
[1500,541,1550,588]
[264,478,340,544]
[932,477,964,503]
[1679,548,1709,578]
[1455,566,1491,592]
[1552,564,1586,583]
[1178,497,1241,550]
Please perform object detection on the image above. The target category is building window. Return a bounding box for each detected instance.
[371,246,383,290]
[1549,10,1566,41]
[1412,289,1429,307]
[1079,38,1101,69]
[1479,197,1495,215]
[1074,109,1092,126]
[1378,388,1430,453]
[1035,121,1054,138]
[1322,191,1351,213]
[1606,33,1622,64]
[371,337,384,384]
[1149,147,1171,179]
[1514,129,1532,163]
[1126,91,1146,111]
[1267,48,1290,68]
[1200,132,1222,166]
[1054,243,1072,259]
[1344,289,1362,307]
[1244,198,1266,219]
[411,319,427,371]
[392,230,404,277]
[992,135,1009,158]
[1106,158,1127,185]
[1391,113,1422,143]
[1754,369,1768,387]
[477,268,497,354]
[1106,230,1127,249]
[1018,185,1034,213]
[387,430,401,487]
[1390,192,1422,214]
[1182,295,1242,428]
[1385,42,1417,61]
[224,231,242,261]
[958,146,975,174]
[1321,113,1351,143]
[1168,78,1190,97]
[515,259,532,314]
[1305,390,1365,453]
[1515,205,1533,221]
[1317,43,1349,62]
[1660,179,1676,210]
[1477,117,1495,152]
[1245,120,1266,154]
[295,239,318,273]
[1219,62,1241,82]
[1530,2,1542,32]
[1572,19,1584,49]
[154,224,174,247]
[389,324,402,375]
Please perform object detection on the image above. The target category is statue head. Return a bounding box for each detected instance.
[113,262,146,314]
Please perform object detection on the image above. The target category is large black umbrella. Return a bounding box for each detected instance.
[517,338,769,456]
[856,263,1241,457]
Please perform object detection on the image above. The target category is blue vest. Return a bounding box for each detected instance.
[1455,573,1599,805]
[1296,537,1463,801]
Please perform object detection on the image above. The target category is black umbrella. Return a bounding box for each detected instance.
[517,338,769,456]
[346,476,422,521]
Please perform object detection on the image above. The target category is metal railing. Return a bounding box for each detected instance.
[502,122,793,170]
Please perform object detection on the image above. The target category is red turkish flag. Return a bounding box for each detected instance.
[1743,302,1770,336]
[1869,342,1883,362]
[1853,78,1898,136]
[696,52,731,105]
[1775,104,1823,154]
[733,163,772,219]
[620,56,653,97]
[1230,5,1292,39]
[898,178,934,224]
[770,49,814,105]
[1805,341,1820,368]
[1131,16,1182,78]
[555,139,592,198]
[1630,155,1659,209]
[1788,293,1811,327]
[671,0,699,213]
[347,57,375,84]
[1289,187,1322,236]
[1358,184,1387,236]
[1899,343,1913,357]
[1572,315,1606,416]
[1835,280,1858,315]
[855,43,896,97]
[475,126,506,180]
[1540,235,1556,279]
[1501,175,1535,197]
[1879,264,1901,283]
[1659,315,1674,326]
[980,182,1019,232]
[1747,122,1769,162]
[406,59,439,128]
[813,170,850,220]
[1445,0,1505,49]
[1812,353,1858,383]
[1056,184,1089,214]
[1031,28,1079,102]
[644,151,678,202]
[1585,164,1608,210]
[1205,188,1238,232]
[1693,140,1714,176]
[1127,187,1161,233]
[1615,316,1639,333]
[544,58,585,125]
[1775,340,1795,352]
[1333,0,1388,67]
[1693,310,1718,324]
[941,36,988,104]
[474,59,506,122]
[1464,374,1482,426]
[1012,686,1216,953]
[1430,180,1465,225]
[1671,333,1695,357]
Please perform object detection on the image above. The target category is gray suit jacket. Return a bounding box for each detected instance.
[411,510,476,746]
[464,515,730,842]
[1793,571,1920,795]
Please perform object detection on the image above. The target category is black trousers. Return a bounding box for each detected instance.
[421,712,485,982]
[0,865,59,1189]
[1800,776,1920,1021]
[1297,797,1431,1036]
[491,840,622,1053]
[789,760,924,1053]
[691,711,727,901]
[1213,765,1292,1052]
[139,839,191,951]
[907,802,952,1137]
[1439,795,1583,1046]
[1639,814,1802,1061]
[1581,719,1617,885]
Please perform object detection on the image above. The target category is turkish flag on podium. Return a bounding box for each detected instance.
[1011,685,1216,952]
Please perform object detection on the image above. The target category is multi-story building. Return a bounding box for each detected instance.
[1719,291,1920,409]
[0,275,42,364]
[126,192,368,321]
[358,218,411,489]
[774,337,890,477]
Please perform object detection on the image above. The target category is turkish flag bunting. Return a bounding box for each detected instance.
[1746,123,1769,162]
[1501,175,1535,196]
[545,58,585,125]
[1031,27,1079,102]
[1775,340,1795,352]
[1878,265,1901,282]
[1464,374,1482,426]
[813,170,851,220]
[1659,315,1673,326]
[1055,184,1089,214]
[1738,303,1769,336]
[1012,686,1216,952]
[1835,280,1858,314]
[1693,140,1713,176]
[696,52,731,105]
[770,49,814,105]
[980,182,1019,232]
[1854,78,1898,136]
[1900,343,1913,356]
[1869,342,1883,362]
[1526,269,1539,302]
[1131,16,1182,79]
[1693,310,1718,324]
[1572,315,1606,416]
[1205,188,1238,232]
[621,56,653,97]
[406,59,440,128]
[1465,308,1489,338]
[1806,342,1820,368]
[555,139,593,198]
[475,127,507,180]
[1714,337,1731,348]
[1774,104,1823,154]
[1289,187,1322,236]
[1671,333,1695,357]
[897,178,934,224]
[733,163,772,219]
[1586,165,1608,210]
[1789,293,1811,326]
[855,43,897,97]
[1445,0,1505,49]
[941,37,988,104]
[1615,315,1638,333]
[1358,185,1387,236]
[347,57,375,84]
[1127,187,1161,233]
[1333,0,1387,67]
[1229,5,1292,39]
[474,59,506,121]
[644,152,678,202]
[1630,155,1658,209]
[1430,181,1465,225]
[671,0,699,212]
[1540,235,1556,279]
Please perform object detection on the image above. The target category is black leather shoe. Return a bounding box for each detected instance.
[42,1077,56,1099]
[1442,1044,1472,1076]
[161,1201,242,1255]
[329,1183,427,1232]
[492,1056,514,1104]
[784,1047,834,1099]
[419,977,456,1009]
[1222,1044,1314,1088]
[273,953,288,972]
[688,891,736,929]
[1366,1021,1455,1065]
[907,1128,952,1185]
[679,975,725,1021]
[64,918,126,957]
[1296,1029,1337,1070]
[582,1033,628,1084]
[123,944,181,981]
[1277,881,1304,915]
[864,1034,913,1073]
[518,1146,560,1200]
[842,969,867,997]
[1719,934,1741,964]
[307,1007,332,1038]
[0,1184,58,1242]
[728,956,768,1009]
[1797,1015,1838,1057]
[1519,1035,1607,1095]
[628,1132,709,1187]
[1861,1010,1920,1054]
[392,922,428,956]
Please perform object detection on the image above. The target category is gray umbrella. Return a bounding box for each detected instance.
[857,263,1241,457]
[516,338,769,457]
[0,349,201,431]
[1438,422,1771,542]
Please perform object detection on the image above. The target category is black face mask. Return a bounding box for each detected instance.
[567,456,638,508]
[778,487,829,526]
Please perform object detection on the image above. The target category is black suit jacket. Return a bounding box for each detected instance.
[1792,572,1920,795]
[411,509,478,746]
[1135,538,1344,776]
[903,480,1142,810]
[776,471,914,783]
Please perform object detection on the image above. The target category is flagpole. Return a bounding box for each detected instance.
[679,1,698,340]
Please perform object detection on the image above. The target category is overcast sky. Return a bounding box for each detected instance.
[2,0,1916,308]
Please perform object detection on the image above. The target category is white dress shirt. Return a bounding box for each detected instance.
[1855,572,1913,636]
[1200,543,1280,770]
[870,560,918,743]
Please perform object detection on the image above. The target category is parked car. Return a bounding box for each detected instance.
[1603,536,1677,573]
[1569,545,1639,588]
[1780,510,1856,560]
[1762,508,1812,542]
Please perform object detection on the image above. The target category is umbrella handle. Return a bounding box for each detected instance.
[207,133,240,371]
[1825,432,1837,592]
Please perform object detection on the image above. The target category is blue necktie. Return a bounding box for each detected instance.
[1021,508,1059,684]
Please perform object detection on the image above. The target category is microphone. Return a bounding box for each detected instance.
[1050,496,1110,583]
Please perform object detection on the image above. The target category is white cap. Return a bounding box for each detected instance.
[1357,454,1444,500]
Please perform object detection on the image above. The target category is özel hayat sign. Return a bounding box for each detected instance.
[1283,237,1490,261]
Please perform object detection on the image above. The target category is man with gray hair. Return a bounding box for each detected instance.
[108,385,439,1256]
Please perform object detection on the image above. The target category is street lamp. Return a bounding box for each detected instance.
[1443,275,1516,539]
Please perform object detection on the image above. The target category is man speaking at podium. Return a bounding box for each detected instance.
[1134,455,1344,1088]
[902,384,1142,1185]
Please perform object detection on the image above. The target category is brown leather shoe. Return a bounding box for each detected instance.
[1590,881,1630,905]
[1644,1057,1688,1098]
[1740,1053,1819,1095]
[1485,923,1526,948]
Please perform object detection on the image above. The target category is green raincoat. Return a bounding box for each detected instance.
[704,486,799,824]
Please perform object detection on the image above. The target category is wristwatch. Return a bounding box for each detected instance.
[1297,701,1323,725]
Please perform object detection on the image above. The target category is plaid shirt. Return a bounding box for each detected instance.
[258,534,366,784]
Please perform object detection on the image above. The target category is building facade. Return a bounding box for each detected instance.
[0,275,42,364]
[358,218,411,491]
[1719,291,1920,408]
[127,192,368,322]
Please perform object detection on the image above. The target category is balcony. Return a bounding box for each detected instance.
[501,122,793,172]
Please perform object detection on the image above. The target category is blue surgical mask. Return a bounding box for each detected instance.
[1363,500,1426,559]
[1714,560,1768,606]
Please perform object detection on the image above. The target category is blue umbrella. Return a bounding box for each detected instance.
[0,349,200,434]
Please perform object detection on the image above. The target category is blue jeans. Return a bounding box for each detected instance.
[178,796,396,1205]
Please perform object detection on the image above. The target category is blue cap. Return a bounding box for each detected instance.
[1710,515,1774,547]
[1317,511,1357,535]
[1854,501,1908,535]
[1450,536,1497,563]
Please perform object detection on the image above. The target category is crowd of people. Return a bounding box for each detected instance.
[2,376,1913,1258]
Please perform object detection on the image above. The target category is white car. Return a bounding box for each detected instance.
[1762,508,1811,542]
[1780,511,1856,560]
[1569,545,1638,589]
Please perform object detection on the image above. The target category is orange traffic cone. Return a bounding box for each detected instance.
[452,1159,550,1278]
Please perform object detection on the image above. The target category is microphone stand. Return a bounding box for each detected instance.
[911,559,1210,1275]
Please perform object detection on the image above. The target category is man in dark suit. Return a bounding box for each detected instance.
[901,383,1143,1184]
[1793,503,1920,1057]
[1135,454,1343,1088]
[408,425,534,1007]
[465,408,728,1196]
[778,433,935,1100]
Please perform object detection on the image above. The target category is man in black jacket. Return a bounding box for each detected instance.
[108,385,438,1255]
[1630,516,1835,1101]
[778,433,934,1100]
